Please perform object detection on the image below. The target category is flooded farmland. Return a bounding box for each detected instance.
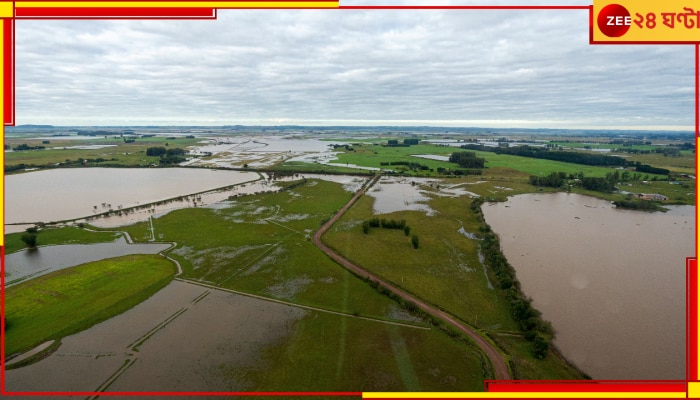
[5,280,308,392]
[5,168,260,231]
[482,193,694,379]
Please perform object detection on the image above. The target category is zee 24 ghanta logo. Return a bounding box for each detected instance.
[596,2,700,39]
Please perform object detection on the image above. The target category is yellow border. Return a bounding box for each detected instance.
[15,1,339,9]
[364,393,686,399]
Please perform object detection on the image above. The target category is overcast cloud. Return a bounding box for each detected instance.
[14,0,696,130]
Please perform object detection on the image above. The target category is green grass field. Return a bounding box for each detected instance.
[5,254,176,356]
[326,142,626,178]
[5,226,121,255]
[250,313,487,391]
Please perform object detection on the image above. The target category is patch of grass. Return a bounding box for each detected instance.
[5,226,120,255]
[240,312,487,391]
[489,333,588,380]
[4,254,176,357]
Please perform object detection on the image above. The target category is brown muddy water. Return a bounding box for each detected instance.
[481,192,694,379]
[5,168,260,231]
[4,280,308,393]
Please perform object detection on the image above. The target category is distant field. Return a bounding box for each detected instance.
[5,136,200,171]
[5,254,176,357]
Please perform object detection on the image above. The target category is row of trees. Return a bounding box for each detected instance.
[529,170,661,193]
[146,147,187,165]
[470,198,552,359]
[361,218,419,249]
[449,151,486,169]
[460,144,670,175]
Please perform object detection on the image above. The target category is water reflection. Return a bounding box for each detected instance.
[6,237,170,286]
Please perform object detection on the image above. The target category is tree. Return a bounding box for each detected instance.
[411,234,419,249]
[146,147,167,157]
[532,335,549,359]
[21,233,38,248]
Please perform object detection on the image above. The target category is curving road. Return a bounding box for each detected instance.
[312,175,511,380]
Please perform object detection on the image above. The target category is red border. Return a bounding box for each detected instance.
[1,2,698,398]
[689,258,698,382]
[15,7,218,19]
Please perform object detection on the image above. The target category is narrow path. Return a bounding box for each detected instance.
[311,175,511,380]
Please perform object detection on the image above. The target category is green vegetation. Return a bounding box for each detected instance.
[4,136,201,173]
[449,151,486,169]
[121,179,415,320]
[613,198,666,211]
[471,198,553,358]
[20,232,37,248]
[249,313,486,391]
[5,254,176,357]
[5,226,120,254]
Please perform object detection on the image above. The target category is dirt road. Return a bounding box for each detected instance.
[312,175,511,380]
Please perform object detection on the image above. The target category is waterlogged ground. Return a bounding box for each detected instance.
[6,279,485,393]
[5,280,307,392]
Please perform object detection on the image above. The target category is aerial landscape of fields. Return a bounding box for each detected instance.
[2,4,698,395]
[3,125,695,392]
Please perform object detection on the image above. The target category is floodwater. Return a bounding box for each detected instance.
[5,237,170,286]
[481,193,694,379]
[367,177,478,215]
[82,174,365,228]
[183,135,345,169]
[5,168,259,230]
[5,280,307,392]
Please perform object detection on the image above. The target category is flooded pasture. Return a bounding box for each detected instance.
[5,168,260,232]
[5,237,170,286]
[482,193,693,379]
[5,280,308,392]
[367,177,479,215]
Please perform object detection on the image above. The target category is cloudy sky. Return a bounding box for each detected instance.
[14,0,697,130]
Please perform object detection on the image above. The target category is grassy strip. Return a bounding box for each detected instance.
[4,254,176,357]
[5,226,120,255]
[5,340,62,370]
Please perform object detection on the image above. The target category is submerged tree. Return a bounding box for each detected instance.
[20,233,38,248]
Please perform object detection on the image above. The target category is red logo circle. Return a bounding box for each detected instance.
[597,4,631,38]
